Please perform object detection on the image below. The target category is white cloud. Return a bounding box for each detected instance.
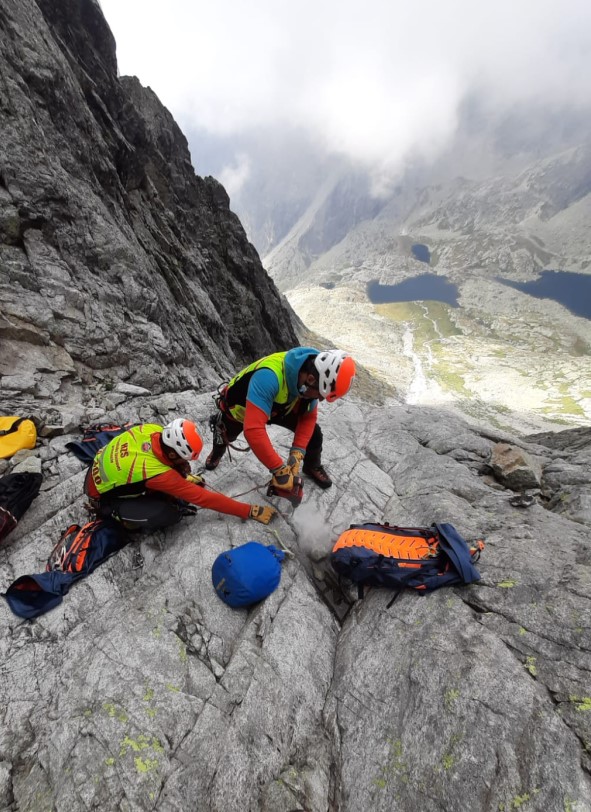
[218,153,251,199]
[99,0,591,172]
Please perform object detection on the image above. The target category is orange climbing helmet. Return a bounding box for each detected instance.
[162,419,203,461]
[314,350,356,402]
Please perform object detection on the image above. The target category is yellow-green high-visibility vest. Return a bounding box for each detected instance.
[226,352,296,423]
[91,424,170,495]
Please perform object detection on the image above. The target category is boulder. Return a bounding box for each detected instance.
[490,442,543,491]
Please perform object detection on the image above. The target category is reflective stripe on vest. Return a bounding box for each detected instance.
[226,352,297,423]
[91,424,170,495]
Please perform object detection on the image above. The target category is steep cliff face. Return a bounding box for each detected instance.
[0,0,296,417]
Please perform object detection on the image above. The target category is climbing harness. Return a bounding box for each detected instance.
[208,384,250,462]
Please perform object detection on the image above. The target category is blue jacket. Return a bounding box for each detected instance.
[247,347,319,415]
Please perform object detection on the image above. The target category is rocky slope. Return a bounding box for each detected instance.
[0,2,590,812]
[1,391,590,812]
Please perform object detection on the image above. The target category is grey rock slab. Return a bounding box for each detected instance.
[0,373,37,393]
[11,454,42,475]
[1,398,591,811]
[114,382,152,396]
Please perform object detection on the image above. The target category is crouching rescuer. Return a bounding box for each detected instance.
[205,347,356,491]
[85,419,276,530]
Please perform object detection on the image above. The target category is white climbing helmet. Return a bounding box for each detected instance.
[161,418,203,461]
[313,350,356,402]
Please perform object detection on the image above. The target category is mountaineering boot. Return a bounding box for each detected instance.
[302,461,333,489]
[205,442,226,471]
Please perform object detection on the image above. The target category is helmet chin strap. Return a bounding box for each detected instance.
[298,384,309,395]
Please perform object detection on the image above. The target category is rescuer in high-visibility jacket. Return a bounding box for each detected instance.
[205,347,356,491]
[85,418,276,530]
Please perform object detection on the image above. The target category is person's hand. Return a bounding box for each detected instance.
[186,473,206,487]
[270,464,294,492]
[287,448,304,476]
[249,505,278,524]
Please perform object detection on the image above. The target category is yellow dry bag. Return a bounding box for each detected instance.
[0,417,37,459]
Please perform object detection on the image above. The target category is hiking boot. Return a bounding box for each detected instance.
[303,463,333,489]
[205,443,226,471]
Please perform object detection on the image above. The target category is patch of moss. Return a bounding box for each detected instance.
[374,738,410,789]
[438,731,462,774]
[525,657,537,677]
[444,688,460,710]
[178,638,188,663]
[442,753,455,771]
[510,788,539,808]
[134,756,159,774]
[119,734,163,758]
[569,696,591,712]
[103,702,128,724]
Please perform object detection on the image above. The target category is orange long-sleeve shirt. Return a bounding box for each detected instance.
[243,401,318,470]
[88,433,250,519]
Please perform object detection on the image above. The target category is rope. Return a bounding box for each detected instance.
[203,480,267,501]
[268,528,295,558]
[197,477,297,524]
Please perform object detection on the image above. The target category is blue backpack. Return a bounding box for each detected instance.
[212,542,285,608]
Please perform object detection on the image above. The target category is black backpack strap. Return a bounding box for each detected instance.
[0,417,28,437]
[386,591,401,609]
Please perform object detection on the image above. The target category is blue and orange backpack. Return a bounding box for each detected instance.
[330,522,484,600]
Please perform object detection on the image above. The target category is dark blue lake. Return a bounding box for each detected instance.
[411,243,431,263]
[498,271,591,320]
[367,274,459,307]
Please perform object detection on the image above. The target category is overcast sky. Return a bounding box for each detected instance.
[99,0,591,187]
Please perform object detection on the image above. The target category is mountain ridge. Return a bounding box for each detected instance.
[264,141,591,434]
